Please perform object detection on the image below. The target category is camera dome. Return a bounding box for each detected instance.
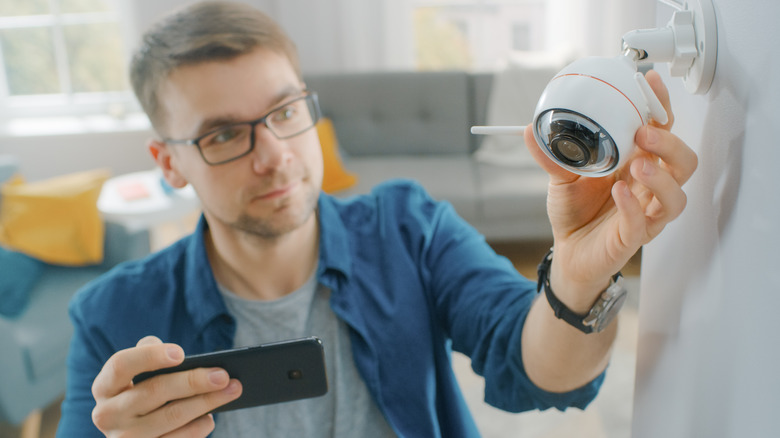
[532,55,660,176]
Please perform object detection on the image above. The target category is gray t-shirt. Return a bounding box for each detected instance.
[212,271,396,438]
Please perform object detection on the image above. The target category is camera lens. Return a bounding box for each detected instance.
[547,119,599,168]
[534,110,619,175]
[550,136,590,166]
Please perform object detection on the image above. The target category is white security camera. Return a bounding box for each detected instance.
[531,54,668,176]
[472,0,717,177]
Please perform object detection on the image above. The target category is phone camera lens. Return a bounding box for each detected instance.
[288,369,303,380]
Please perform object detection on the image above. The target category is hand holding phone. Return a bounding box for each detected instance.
[133,336,328,413]
[91,336,241,437]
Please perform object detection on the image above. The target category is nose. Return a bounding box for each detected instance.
[250,124,289,172]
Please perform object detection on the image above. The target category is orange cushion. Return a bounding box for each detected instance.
[316,118,358,193]
[0,169,110,266]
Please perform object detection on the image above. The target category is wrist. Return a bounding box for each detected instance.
[549,261,612,314]
[537,248,627,334]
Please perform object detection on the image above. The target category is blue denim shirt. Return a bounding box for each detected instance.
[58,180,603,437]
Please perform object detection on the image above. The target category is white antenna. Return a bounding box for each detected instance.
[470,126,525,136]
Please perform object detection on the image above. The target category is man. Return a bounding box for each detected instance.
[57,1,697,437]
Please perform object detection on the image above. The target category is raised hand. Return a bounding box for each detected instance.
[523,69,697,310]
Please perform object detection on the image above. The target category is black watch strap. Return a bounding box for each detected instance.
[536,248,620,334]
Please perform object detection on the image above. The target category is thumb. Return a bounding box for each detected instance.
[137,335,163,347]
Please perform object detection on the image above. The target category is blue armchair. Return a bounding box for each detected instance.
[0,155,151,427]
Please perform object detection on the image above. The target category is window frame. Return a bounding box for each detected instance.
[0,1,138,122]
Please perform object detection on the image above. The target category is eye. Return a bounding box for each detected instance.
[272,105,298,123]
[203,126,246,147]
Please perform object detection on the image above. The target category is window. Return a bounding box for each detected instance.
[511,22,531,51]
[413,0,547,71]
[0,0,132,119]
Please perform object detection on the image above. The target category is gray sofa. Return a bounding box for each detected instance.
[304,71,552,241]
[0,155,151,425]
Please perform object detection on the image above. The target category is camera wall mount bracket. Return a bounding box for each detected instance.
[622,0,717,94]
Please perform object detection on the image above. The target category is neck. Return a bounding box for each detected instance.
[204,213,320,301]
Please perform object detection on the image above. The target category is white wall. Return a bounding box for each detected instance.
[1,126,154,182]
[633,1,780,437]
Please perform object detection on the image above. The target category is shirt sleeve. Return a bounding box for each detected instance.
[57,296,111,437]
[407,183,605,412]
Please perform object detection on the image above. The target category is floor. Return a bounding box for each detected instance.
[2,234,641,438]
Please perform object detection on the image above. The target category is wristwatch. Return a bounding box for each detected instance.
[536,248,627,334]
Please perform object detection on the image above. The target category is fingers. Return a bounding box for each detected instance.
[644,70,674,129]
[130,379,241,437]
[91,337,243,437]
[613,156,688,243]
[93,339,185,401]
[160,414,216,438]
[93,376,241,437]
[635,125,698,186]
[610,180,646,250]
[126,367,232,416]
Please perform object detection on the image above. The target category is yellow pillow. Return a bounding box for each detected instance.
[0,169,110,266]
[316,118,358,193]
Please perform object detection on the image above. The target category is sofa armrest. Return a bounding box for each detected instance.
[101,221,151,268]
[0,155,19,185]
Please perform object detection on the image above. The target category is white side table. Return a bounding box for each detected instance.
[98,169,201,233]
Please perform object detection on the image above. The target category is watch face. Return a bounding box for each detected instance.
[594,287,628,332]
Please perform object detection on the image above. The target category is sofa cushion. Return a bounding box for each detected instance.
[0,169,110,266]
[0,246,43,318]
[337,155,480,225]
[305,71,472,157]
[316,118,358,193]
[475,162,552,239]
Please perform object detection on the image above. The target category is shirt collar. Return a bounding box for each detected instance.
[316,193,353,283]
[183,194,354,331]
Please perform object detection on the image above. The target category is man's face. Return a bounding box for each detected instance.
[155,48,323,239]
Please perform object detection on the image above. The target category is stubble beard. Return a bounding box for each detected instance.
[231,183,319,241]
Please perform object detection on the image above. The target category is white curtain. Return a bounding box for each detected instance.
[270,0,414,73]
[126,0,656,74]
[126,0,415,74]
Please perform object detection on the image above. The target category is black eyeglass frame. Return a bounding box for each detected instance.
[162,91,322,165]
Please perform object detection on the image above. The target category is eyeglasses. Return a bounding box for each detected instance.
[163,92,321,165]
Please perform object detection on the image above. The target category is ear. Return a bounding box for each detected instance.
[148,139,189,189]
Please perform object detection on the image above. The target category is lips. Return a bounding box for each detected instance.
[254,181,295,200]
[247,165,309,203]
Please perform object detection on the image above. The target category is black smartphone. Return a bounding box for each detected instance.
[132,336,328,413]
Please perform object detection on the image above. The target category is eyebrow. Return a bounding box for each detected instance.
[194,85,304,136]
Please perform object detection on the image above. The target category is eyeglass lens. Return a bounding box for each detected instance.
[198,95,317,164]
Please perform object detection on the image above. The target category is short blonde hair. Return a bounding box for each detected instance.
[130,1,301,134]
